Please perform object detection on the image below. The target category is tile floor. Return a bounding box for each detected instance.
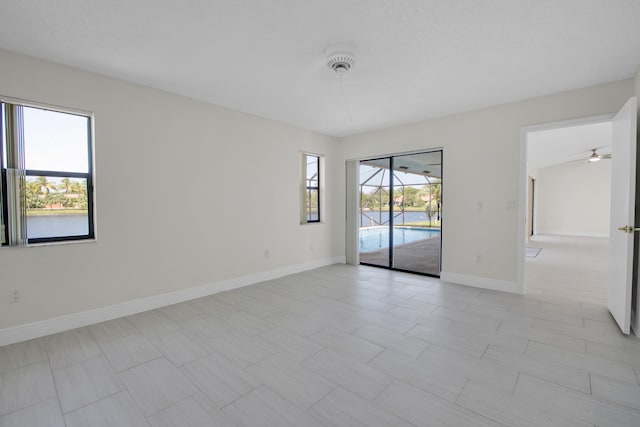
[1,235,640,426]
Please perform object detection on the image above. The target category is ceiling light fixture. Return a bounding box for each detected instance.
[588,148,601,162]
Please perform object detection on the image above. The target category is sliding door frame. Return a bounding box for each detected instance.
[355,149,443,278]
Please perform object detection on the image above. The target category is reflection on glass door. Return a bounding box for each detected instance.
[358,151,442,277]
[358,158,391,268]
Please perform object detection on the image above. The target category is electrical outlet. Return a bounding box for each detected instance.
[476,254,483,263]
[264,249,270,258]
[11,289,20,303]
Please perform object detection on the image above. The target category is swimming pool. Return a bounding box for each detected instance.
[359,227,441,253]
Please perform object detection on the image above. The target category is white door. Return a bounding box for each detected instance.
[608,97,638,334]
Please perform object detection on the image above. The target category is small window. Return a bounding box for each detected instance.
[303,154,320,223]
[1,99,94,245]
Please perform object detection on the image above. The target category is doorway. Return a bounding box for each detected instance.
[519,115,615,308]
[358,150,442,276]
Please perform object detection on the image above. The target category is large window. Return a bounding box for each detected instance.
[303,154,320,223]
[1,98,94,245]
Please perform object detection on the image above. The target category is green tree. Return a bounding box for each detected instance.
[34,176,49,194]
[59,178,71,194]
[421,183,441,226]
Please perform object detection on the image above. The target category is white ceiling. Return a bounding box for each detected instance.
[527,121,612,169]
[0,1,639,137]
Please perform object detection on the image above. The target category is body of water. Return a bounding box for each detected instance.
[27,214,88,239]
[359,210,437,226]
[359,226,440,253]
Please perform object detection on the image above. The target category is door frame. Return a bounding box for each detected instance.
[517,114,614,294]
[526,176,535,240]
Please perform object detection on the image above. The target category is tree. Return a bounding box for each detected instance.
[34,176,49,194]
[60,178,71,194]
[422,183,441,225]
[403,186,422,207]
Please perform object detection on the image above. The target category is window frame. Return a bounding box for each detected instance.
[302,153,321,224]
[0,96,96,246]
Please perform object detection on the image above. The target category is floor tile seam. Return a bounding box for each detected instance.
[137,385,204,419]
[41,338,60,394]
[303,385,337,419]
[0,397,65,425]
[528,337,588,354]
[254,349,343,389]
[59,388,123,415]
[115,355,174,379]
[371,380,421,427]
[527,323,617,346]
[44,342,104,371]
[484,344,593,378]
[581,386,640,416]
[188,378,255,414]
[189,353,264,392]
[531,315,592,330]
[511,371,521,393]
[229,347,277,370]
[0,348,63,420]
[451,383,519,427]
[513,372,597,399]
[498,325,586,346]
[301,348,396,393]
[302,384,340,413]
[402,323,421,339]
[91,328,138,346]
[44,342,67,422]
[107,347,164,374]
[147,324,204,343]
[380,378,479,423]
[526,347,640,381]
[0,356,50,376]
[165,343,223,370]
[452,378,470,404]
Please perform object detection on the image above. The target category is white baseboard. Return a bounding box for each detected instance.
[0,256,345,347]
[440,271,522,294]
[536,231,609,238]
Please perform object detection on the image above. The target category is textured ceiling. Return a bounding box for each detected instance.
[0,1,639,137]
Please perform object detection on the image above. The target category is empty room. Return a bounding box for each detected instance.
[1,1,640,426]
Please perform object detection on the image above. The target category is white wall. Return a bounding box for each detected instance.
[535,160,611,237]
[338,79,633,293]
[0,49,342,335]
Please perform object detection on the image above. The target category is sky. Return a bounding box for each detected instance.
[22,106,89,173]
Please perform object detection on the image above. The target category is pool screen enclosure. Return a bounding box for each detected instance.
[358,150,442,276]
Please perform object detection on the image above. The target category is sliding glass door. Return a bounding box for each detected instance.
[358,151,442,276]
[358,158,391,268]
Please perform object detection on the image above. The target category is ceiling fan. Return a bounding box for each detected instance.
[587,148,611,163]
